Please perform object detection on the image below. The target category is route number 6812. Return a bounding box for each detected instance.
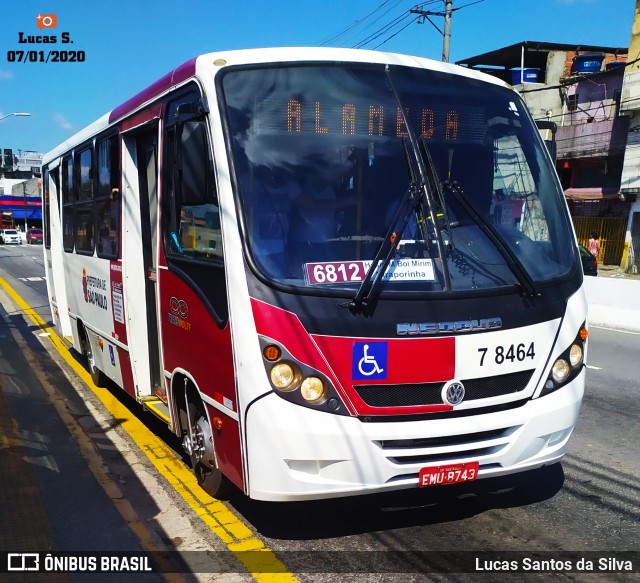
[478,342,535,366]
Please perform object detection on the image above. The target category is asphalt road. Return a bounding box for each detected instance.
[0,242,638,582]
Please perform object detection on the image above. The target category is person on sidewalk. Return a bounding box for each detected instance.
[588,232,600,262]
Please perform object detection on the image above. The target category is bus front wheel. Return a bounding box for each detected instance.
[80,327,107,387]
[184,402,231,499]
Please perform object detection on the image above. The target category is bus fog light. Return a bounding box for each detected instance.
[547,428,570,447]
[551,359,570,383]
[327,398,340,410]
[301,377,325,402]
[270,363,295,390]
[569,344,583,367]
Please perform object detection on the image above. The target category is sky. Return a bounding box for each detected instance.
[0,0,636,155]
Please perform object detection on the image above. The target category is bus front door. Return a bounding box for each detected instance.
[122,124,163,401]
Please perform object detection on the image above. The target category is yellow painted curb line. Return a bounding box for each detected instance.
[0,276,299,582]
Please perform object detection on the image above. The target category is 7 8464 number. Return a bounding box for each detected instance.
[478,342,535,366]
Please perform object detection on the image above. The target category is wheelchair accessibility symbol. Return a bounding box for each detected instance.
[352,342,388,380]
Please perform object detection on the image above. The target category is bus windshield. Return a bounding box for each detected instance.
[221,63,576,293]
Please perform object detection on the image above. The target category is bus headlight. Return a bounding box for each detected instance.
[259,337,348,415]
[551,359,570,383]
[539,325,587,397]
[301,377,325,403]
[270,363,296,390]
[569,343,583,367]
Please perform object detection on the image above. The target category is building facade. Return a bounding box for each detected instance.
[0,148,43,230]
[619,0,640,273]
[1,148,43,176]
[457,41,630,265]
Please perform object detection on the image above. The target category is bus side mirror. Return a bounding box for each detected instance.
[177,120,210,205]
[535,120,558,163]
[544,140,557,162]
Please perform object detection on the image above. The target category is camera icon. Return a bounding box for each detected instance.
[36,13,57,29]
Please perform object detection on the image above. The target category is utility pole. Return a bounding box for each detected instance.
[410,0,453,63]
[442,0,452,63]
[22,182,28,233]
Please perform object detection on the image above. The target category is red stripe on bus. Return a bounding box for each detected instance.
[251,298,333,374]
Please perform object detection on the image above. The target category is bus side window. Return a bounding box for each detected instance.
[74,146,95,255]
[171,118,222,260]
[61,156,75,252]
[43,166,51,249]
[96,135,120,259]
[162,90,229,327]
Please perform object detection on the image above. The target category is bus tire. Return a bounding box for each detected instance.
[186,401,232,499]
[81,327,108,387]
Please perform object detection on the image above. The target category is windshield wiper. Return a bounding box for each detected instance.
[420,139,455,245]
[343,67,453,312]
[443,180,540,298]
[342,140,424,311]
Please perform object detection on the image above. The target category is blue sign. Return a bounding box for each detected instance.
[352,342,388,381]
[109,345,115,366]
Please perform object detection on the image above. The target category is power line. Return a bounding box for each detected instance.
[350,1,437,50]
[353,1,443,54]
[318,0,485,59]
[354,12,416,49]
[351,0,411,46]
[454,0,488,10]
[372,18,418,50]
[318,0,405,47]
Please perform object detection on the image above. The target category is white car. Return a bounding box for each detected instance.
[0,229,22,244]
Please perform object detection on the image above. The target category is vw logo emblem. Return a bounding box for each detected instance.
[442,380,465,406]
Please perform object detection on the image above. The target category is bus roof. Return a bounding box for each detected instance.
[43,47,507,164]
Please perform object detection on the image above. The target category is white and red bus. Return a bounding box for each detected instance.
[42,48,588,501]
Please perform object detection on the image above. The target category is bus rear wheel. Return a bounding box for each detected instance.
[184,402,231,499]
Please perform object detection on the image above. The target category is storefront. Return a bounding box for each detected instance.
[0,194,42,230]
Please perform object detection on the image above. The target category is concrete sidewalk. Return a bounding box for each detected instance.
[585,265,640,333]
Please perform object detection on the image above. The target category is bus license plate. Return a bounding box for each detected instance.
[418,461,479,487]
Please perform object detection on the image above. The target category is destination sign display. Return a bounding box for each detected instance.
[255,99,485,143]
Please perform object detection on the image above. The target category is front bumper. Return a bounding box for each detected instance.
[245,370,584,501]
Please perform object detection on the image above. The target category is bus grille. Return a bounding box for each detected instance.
[354,369,534,408]
[377,426,520,467]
